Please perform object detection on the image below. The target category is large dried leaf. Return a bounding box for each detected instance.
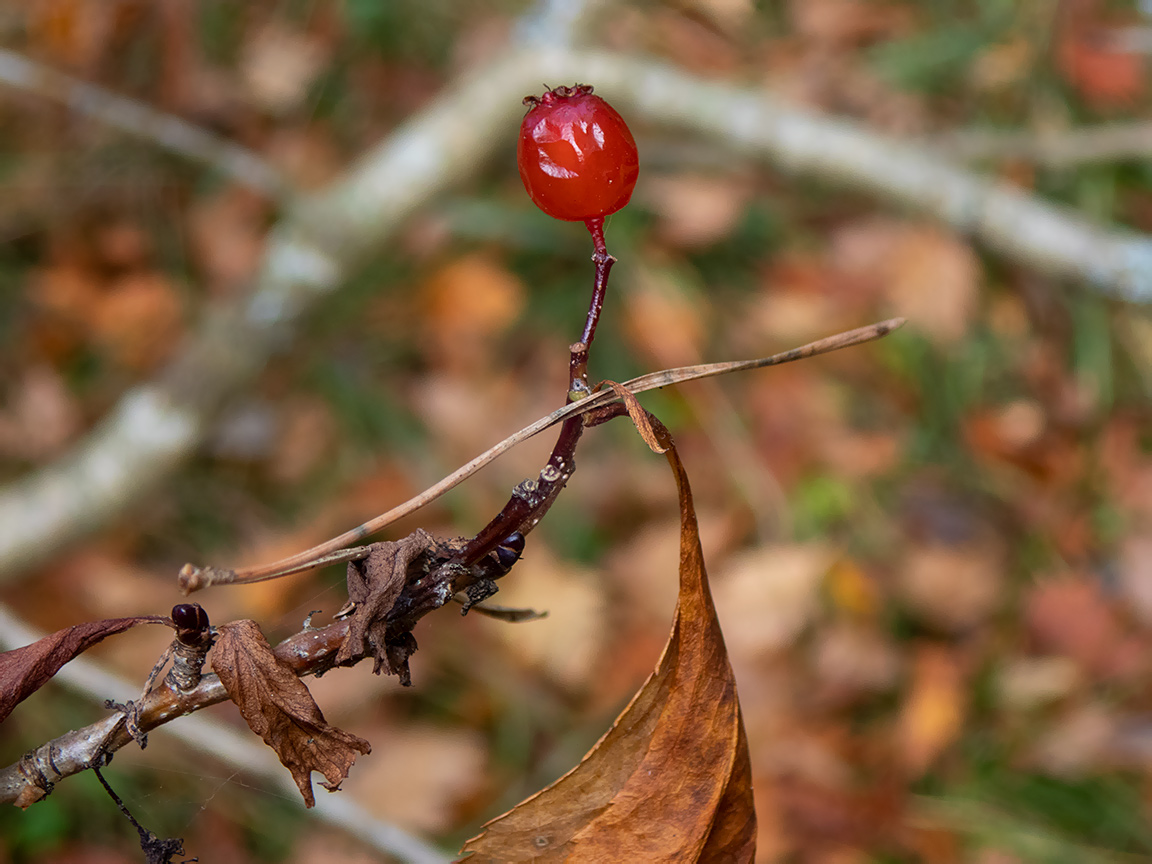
[212,620,371,807]
[0,616,163,723]
[461,434,756,862]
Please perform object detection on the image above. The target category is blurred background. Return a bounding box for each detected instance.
[2,0,1152,861]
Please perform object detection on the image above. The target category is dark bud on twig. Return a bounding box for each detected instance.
[171,604,210,648]
[493,532,526,575]
[168,604,213,693]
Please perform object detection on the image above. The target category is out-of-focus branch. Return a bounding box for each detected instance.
[939,122,1152,168]
[0,51,535,581]
[3,45,1152,581]
[0,49,288,198]
[0,604,451,864]
[562,54,1152,303]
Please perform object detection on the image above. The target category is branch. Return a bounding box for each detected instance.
[5,43,1152,582]
[0,49,533,581]
[181,317,905,590]
[1,318,903,809]
[558,53,1152,304]
[0,49,287,198]
[0,604,450,864]
[938,122,1152,168]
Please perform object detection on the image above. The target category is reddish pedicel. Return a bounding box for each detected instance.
[517,84,639,223]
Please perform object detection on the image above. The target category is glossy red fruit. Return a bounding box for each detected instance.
[517,84,639,223]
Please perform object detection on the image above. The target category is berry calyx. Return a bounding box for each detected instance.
[517,84,639,224]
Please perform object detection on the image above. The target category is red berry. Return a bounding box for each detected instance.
[517,84,639,223]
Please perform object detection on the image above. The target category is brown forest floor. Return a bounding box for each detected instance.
[3,1,1152,862]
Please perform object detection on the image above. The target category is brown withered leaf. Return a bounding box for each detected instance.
[0,616,164,723]
[461,428,756,862]
[335,530,436,678]
[211,620,371,807]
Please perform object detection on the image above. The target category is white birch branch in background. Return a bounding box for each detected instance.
[0,49,288,198]
[938,122,1152,168]
[1,46,1151,581]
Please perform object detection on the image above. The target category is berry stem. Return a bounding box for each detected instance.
[449,223,617,575]
[570,217,614,396]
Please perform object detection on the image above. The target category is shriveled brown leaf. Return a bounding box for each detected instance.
[211,619,371,807]
[599,381,668,454]
[335,530,436,679]
[0,616,164,723]
[461,430,756,862]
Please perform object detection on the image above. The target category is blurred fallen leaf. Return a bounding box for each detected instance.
[421,253,525,373]
[481,545,606,692]
[94,219,152,272]
[1119,534,1152,629]
[189,187,270,296]
[682,0,755,33]
[970,38,1035,92]
[1056,3,1145,109]
[713,544,834,659]
[288,832,383,864]
[788,0,913,46]
[90,271,184,370]
[897,541,1004,633]
[27,0,128,72]
[240,22,329,115]
[344,724,488,834]
[271,396,339,485]
[624,264,710,367]
[644,174,751,249]
[462,430,756,862]
[825,558,883,618]
[897,644,967,777]
[1024,576,1133,677]
[811,621,901,707]
[0,365,81,460]
[1027,702,1117,777]
[995,656,1080,711]
[832,220,979,346]
[884,226,980,347]
[26,262,102,361]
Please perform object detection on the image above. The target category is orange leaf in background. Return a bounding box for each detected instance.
[1057,30,1144,110]
[461,429,756,862]
[1055,0,1145,109]
[90,272,184,371]
[897,644,967,778]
